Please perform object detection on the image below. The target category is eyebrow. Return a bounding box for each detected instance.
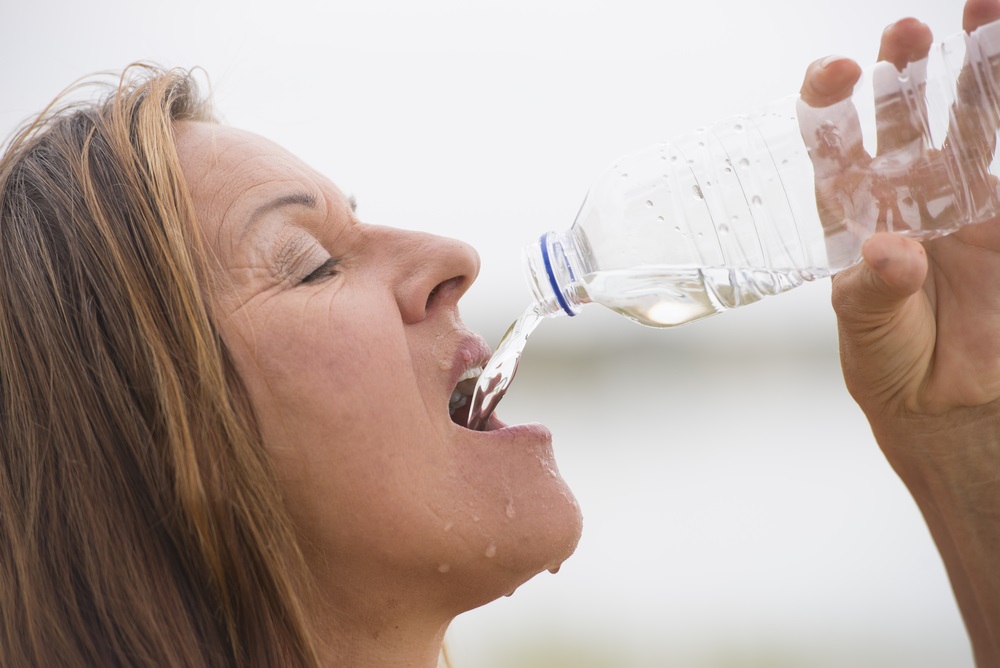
[237,191,358,249]
[238,193,312,243]
[245,192,319,233]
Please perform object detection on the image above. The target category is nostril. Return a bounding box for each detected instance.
[425,276,463,312]
[426,283,441,311]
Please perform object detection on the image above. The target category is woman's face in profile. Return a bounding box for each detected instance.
[174,122,581,611]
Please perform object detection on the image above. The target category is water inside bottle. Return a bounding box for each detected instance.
[464,264,821,429]
[583,265,823,327]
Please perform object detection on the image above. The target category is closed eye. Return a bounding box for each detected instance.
[301,257,341,285]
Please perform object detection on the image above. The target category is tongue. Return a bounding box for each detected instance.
[450,397,475,428]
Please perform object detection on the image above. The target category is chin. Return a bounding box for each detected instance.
[465,489,584,611]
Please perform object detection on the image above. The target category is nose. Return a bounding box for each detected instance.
[372,227,481,324]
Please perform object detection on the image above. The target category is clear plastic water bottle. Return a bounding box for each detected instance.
[525,18,1000,327]
[465,18,1000,430]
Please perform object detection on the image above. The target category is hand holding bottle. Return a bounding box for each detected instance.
[808,1,1000,664]
[800,7,1000,244]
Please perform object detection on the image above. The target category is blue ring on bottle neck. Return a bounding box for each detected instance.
[540,232,576,317]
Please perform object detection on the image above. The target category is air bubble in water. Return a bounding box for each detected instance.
[752,195,763,206]
[739,158,750,168]
[645,200,653,208]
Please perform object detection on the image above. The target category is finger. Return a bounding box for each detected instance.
[964,0,1000,33]
[800,56,863,108]
[949,3,1000,213]
[877,18,933,71]
[832,232,927,325]
[874,19,933,155]
[798,57,870,178]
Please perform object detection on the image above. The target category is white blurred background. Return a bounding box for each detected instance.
[1,1,971,665]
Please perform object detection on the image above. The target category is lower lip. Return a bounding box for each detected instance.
[471,416,552,443]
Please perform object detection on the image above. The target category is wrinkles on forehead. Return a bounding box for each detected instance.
[174,121,332,270]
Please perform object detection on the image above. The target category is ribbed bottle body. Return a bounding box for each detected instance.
[525,19,1000,327]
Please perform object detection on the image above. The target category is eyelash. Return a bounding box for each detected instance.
[300,258,341,285]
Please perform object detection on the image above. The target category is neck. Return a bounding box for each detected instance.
[309,572,456,668]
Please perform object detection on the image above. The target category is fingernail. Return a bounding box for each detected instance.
[820,55,849,69]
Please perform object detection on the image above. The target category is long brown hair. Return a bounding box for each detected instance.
[0,65,321,666]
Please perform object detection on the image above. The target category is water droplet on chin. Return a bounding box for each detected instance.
[438,563,451,573]
[443,522,454,532]
[548,563,562,574]
[505,501,516,519]
[484,543,497,558]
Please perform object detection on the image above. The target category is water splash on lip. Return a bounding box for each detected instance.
[464,305,543,430]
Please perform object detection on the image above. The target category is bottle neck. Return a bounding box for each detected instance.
[523,230,589,318]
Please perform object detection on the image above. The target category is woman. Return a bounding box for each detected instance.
[1,2,998,667]
[0,65,582,666]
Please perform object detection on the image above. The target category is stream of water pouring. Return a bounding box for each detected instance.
[465,306,543,430]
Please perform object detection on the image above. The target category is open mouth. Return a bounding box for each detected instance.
[449,366,483,429]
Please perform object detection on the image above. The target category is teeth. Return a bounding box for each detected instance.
[457,366,482,382]
[449,366,483,416]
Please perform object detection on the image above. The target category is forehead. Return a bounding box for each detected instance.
[175,122,353,254]
[173,121,339,243]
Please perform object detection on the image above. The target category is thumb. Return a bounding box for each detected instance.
[832,232,928,328]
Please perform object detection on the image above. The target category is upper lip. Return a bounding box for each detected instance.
[449,334,492,393]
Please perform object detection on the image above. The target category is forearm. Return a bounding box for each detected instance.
[870,410,1000,666]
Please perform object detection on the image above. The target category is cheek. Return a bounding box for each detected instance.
[221,304,448,548]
